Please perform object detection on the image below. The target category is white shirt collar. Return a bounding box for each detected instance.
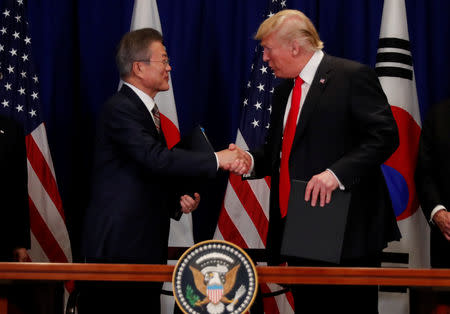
[299,49,324,85]
[123,81,156,116]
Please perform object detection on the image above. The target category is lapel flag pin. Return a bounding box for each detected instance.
[320,78,326,84]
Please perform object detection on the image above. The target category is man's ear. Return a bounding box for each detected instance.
[132,61,144,78]
[291,39,301,56]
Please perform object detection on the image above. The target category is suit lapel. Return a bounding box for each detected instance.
[119,84,167,145]
[272,79,294,157]
[292,54,334,147]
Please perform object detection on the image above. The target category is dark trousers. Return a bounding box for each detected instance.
[288,255,381,314]
[78,281,162,314]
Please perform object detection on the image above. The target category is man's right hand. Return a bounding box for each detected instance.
[216,144,251,175]
[433,209,450,241]
[305,170,339,207]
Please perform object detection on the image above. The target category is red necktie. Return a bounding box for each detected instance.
[279,76,303,218]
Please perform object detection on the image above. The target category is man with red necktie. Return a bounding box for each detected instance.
[238,9,401,314]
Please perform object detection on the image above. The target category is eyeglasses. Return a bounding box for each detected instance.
[135,58,170,66]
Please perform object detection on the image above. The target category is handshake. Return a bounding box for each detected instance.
[216,143,252,175]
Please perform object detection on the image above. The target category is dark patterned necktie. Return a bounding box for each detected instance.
[152,103,161,134]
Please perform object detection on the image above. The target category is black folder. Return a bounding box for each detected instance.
[174,125,214,154]
[280,179,351,264]
[172,125,215,220]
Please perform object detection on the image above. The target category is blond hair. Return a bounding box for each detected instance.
[255,9,323,51]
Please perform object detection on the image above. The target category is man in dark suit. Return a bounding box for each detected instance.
[235,10,400,313]
[80,28,249,313]
[0,115,30,262]
[415,98,450,307]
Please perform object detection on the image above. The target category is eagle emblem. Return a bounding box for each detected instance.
[189,263,246,313]
[173,240,258,314]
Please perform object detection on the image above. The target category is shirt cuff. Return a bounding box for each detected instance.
[242,151,254,178]
[326,169,345,190]
[430,205,447,223]
[213,152,219,171]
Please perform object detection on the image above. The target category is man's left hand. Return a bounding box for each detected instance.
[305,170,339,207]
[13,247,31,262]
[180,193,200,214]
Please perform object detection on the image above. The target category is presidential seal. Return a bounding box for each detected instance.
[172,240,258,314]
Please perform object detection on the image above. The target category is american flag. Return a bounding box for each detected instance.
[213,1,294,312]
[0,0,72,283]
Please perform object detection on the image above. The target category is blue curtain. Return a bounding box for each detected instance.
[26,0,450,259]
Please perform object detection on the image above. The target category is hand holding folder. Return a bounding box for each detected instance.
[281,180,351,264]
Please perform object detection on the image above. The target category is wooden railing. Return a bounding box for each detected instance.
[0,262,450,286]
[1,263,449,314]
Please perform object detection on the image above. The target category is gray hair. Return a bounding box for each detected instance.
[115,28,163,78]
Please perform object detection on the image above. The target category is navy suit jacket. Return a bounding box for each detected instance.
[82,85,217,264]
[251,54,401,264]
[0,115,30,259]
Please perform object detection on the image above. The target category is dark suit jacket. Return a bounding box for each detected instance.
[82,85,217,264]
[251,54,401,264]
[415,99,450,268]
[0,115,30,260]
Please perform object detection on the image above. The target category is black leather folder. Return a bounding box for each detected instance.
[171,125,215,220]
[174,125,214,153]
[280,180,351,264]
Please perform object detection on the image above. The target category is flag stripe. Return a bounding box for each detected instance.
[375,67,413,80]
[260,283,280,314]
[247,178,270,220]
[375,62,413,71]
[27,163,72,258]
[229,174,268,246]
[224,181,265,248]
[274,292,295,313]
[378,37,410,50]
[28,197,69,263]
[217,203,247,248]
[376,52,412,65]
[264,176,271,188]
[377,47,411,55]
[30,123,57,178]
[26,132,65,220]
[29,232,50,262]
[234,131,271,223]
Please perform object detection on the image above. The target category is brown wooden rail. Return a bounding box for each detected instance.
[0,262,450,286]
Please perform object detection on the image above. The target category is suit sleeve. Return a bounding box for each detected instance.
[104,99,217,178]
[329,65,399,188]
[251,126,277,179]
[415,107,442,221]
